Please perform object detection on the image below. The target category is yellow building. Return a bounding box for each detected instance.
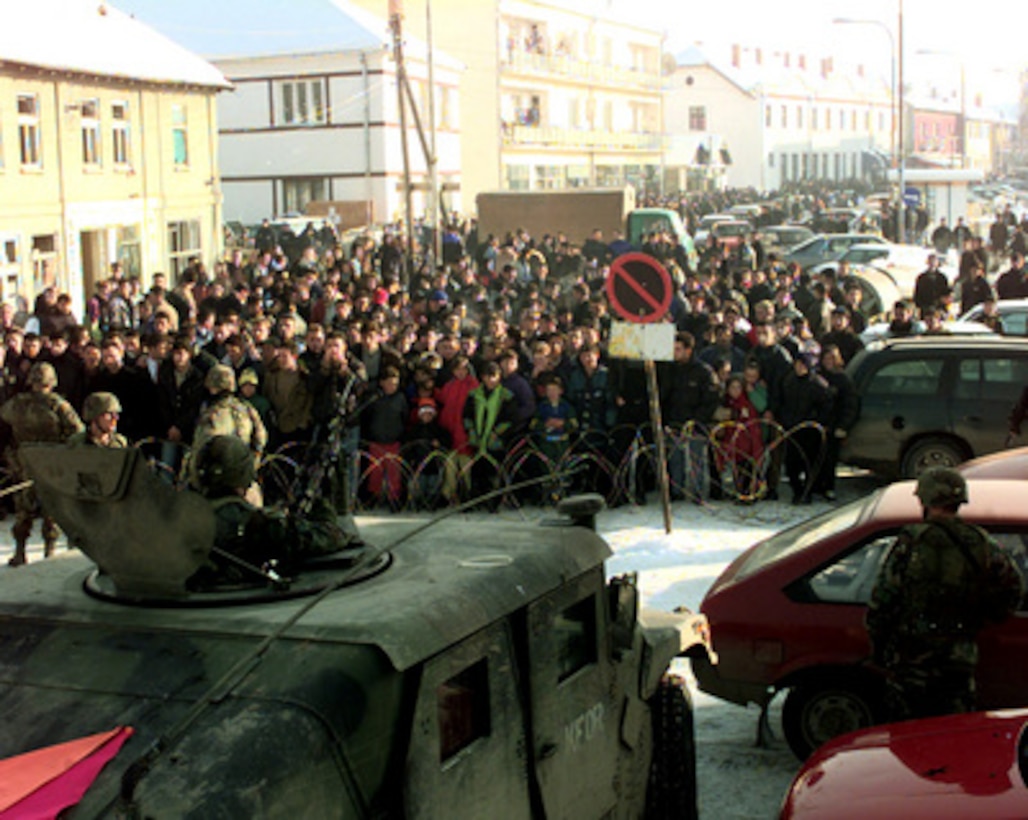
[0,0,229,317]
[352,0,664,203]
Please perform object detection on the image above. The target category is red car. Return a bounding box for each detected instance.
[960,446,1028,480]
[780,709,1028,819]
[693,478,1028,759]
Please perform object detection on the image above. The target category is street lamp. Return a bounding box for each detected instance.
[834,7,905,242]
[917,49,966,169]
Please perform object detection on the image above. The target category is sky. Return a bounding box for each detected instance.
[635,0,1024,99]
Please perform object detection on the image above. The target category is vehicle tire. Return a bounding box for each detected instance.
[900,437,965,478]
[645,673,697,820]
[782,678,880,760]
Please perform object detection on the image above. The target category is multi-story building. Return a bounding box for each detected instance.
[0,0,228,315]
[665,44,895,192]
[353,0,665,205]
[495,3,663,192]
[115,0,463,228]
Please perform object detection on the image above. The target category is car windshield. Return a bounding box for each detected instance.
[847,248,888,263]
[715,223,750,237]
[732,496,872,581]
[790,237,824,255]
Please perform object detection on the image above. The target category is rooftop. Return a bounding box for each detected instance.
[0,0,229,89]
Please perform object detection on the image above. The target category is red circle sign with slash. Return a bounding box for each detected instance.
[605,252,673,324]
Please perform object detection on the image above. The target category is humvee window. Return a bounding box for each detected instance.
[556,595,598,683]
[437,659,490,762]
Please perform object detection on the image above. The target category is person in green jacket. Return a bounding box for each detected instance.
[462,361,517,506]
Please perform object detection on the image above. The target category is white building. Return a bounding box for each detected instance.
[0,0,229,313]
[115,0,463,228]
[666,44,895,192]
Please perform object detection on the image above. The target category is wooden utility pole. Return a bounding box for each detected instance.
[389,0,415,286]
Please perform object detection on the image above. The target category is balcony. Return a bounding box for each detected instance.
[501,123,664,151]
[502,49,661,92]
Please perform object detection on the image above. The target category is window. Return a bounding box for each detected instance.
[17,94,41,166]
[535,165,563,190]
[280,79,326,126]
[781,105,787,128]
[282,177,326,214]
[171,104,188,166]
[112,102,130,166]
[167,219,201,279]
[505,164,530,191]
[688,106,706,131]
[31,234,57,292]
[865,110,871,130]
[437,660,490,762]
[555,596,597,683]
[796,106,803,129]
[805,535,895,604]
[81,99,100,166]
[839,108,845,130]
[0,237,19,304]
[957,358,1028,400]
[765,105,772,127]
[878,111,885,131]
[811,107,818,131]
[780,153,788,180]
[825,107,831,131]
[768,152,775,168]
[865,359,944,397]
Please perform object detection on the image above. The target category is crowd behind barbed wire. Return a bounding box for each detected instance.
[0,182,1020,556]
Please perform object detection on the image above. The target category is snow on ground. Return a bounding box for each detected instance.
[0,470,883,819]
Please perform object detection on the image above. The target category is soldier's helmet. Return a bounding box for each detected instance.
[205,364,236,393]
[82,391,122,423]
[915,466,969,507]
[27,362,58,389]
[194,434,254,497]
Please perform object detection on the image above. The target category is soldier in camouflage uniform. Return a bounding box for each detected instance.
[190,365,267,494]
[67,392,128,448]
[0,362,84,565]
[189,435,350,587]
[866,467,1025,720]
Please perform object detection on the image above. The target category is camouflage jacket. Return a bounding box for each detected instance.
[866,516,1025,668]
[193,393,268,456]
[66,430,129,448]
[0,392,84,446]
[204,495,348,581]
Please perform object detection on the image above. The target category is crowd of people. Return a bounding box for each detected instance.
[0,186,1019,545]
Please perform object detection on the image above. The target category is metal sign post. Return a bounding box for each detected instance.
[606,253,675,534]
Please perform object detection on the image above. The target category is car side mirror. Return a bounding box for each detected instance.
[608,573,639,658]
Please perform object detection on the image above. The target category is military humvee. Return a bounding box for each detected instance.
[0,445,715,818]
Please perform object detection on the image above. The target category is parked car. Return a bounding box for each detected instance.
[784,234,887,270]
[858,318,993,345]
[808,208,880,235]
[693,213,736,248]
[709,219,754,249]
[958,298,1028,337]
[841,336,1028,477]
[758,225,814,256]
[692,478,1028,760]
[779,709,1028,819]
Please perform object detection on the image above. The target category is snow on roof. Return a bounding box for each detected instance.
[110,0,462,71]
[0,0,229,89]
[674,42,890,102]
